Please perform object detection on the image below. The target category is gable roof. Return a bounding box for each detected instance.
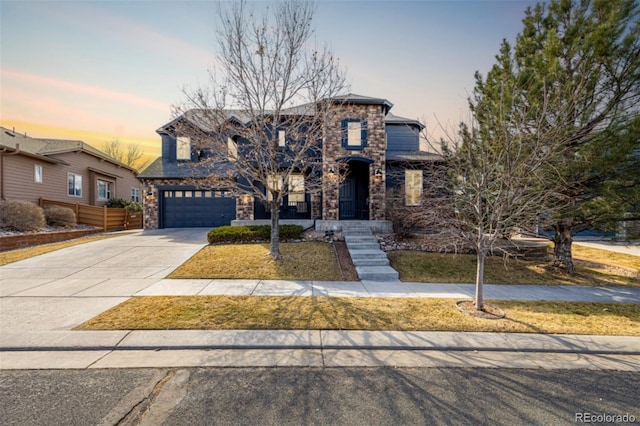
[384,112,426,130]
[328,93,394,114]
[0,127,138,173]
[158,94,408,135]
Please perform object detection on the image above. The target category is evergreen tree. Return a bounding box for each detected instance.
[481,0,640,274]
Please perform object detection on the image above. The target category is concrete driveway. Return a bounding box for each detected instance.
[0,228,209,332]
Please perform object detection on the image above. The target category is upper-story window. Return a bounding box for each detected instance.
[34,164,43,183]
[176,136,191,160]
[67,173,82,197]
[278,130,286,147]
[228,137,237,160]
[341,119,368,149]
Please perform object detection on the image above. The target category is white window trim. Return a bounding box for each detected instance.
[131,187,140,202]
[67,173,82,197]
[97,180,112,200]
[176,136,191,160]
[278,130,286,147]
[34,164,43,183]
[405,170,423,206]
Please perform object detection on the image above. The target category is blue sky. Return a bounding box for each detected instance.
[0,0,536,159]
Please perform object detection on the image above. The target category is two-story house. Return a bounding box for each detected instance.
[138,94,440,230]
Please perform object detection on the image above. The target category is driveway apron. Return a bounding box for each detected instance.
[0,229,208,332]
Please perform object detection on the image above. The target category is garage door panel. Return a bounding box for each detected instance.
[162,190,236,228]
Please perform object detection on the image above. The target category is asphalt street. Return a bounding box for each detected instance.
[1,367,639,425]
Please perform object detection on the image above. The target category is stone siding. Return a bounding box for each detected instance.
[236,195,254,220]
[322,104,387,220]
[139,178,184,229]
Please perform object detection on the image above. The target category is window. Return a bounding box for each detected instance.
[341,119,367,149]
[131,187,140,202]
[266,174,283,202]
[278,130,286,147]
[68,173,82,197]
[228,137,237,160]
[97,180,112,200]
[34,165,43,183]
[176,136,191,160]
[288,174,305,203]
[347,122,361,146]
[405,170,423,206]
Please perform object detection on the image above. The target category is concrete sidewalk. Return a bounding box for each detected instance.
[1,329,639,370]
[1,228,639,370]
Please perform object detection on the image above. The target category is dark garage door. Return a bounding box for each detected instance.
[162,189,236,228]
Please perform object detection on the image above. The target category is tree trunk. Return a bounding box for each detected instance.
[553,220,575,275]
[270,200,281,258]
[475,250,485,311]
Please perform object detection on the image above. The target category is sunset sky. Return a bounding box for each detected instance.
[1,0,536,164]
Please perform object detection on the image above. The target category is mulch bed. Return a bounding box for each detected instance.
[333,241,359,281]
[456,300,506,319]
[0,226,102,251]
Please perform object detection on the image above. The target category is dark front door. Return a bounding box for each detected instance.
[339,177,355,219]
[339,160,369,220]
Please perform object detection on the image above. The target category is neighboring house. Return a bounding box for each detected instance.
[0,127,141,207]
[138,94,441,229]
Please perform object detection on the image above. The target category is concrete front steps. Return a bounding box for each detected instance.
[342,226,399,281]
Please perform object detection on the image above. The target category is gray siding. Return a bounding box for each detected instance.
[386,124,419,152]
[162,134,175,161]
[3,152,140,206]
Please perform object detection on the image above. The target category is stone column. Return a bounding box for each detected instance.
[142,181,159,229]
[236,195,254,220]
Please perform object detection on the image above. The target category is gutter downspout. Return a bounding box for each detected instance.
[0,143,21,201]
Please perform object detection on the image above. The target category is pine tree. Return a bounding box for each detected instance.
[484,0,640,274]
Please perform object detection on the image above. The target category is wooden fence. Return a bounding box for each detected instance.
[40,198,143,231]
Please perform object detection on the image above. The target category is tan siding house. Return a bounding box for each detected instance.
[0,127,140,206]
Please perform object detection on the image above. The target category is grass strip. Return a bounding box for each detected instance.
[388,251,640,287]
[76,296,640,336]
[168,242,343,281]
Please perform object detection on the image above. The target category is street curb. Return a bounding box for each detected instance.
[2,330,639,355]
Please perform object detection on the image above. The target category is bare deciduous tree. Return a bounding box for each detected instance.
[173,0,347,257]
[101,139,150,171]
[389,69,566,311]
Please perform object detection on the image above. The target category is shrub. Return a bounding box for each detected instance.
[0,200,46,231]
[207,224,304,244]
[44,205,77,227]
[107,198,143,212]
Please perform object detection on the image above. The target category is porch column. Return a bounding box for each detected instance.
[236,195,254,220]
[322,164,339,220]
[369,163,386,220]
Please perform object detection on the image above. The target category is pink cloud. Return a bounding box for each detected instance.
[2,69,169,111]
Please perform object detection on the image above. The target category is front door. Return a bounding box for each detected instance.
[339,177,355,219]
[338,160,369,220]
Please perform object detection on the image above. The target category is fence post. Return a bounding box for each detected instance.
[75,203,79,218]
[103,205,108,231]
[39,198,44,208]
